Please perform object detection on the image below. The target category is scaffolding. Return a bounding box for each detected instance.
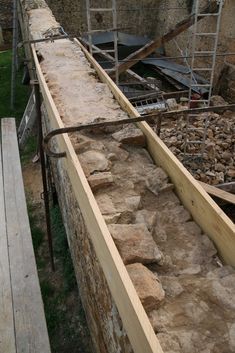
[85,0,119,84]
[184,0,224,159]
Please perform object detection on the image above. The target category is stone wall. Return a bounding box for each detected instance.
[154,0,235,90]
[46,0,159,37]
[46,121,134,353]
[0,0,12,43]
[0,0,12,29]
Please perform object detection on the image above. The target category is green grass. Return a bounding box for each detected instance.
[0,50,30,124]
[0,50,37,163]
[51,205,77,293]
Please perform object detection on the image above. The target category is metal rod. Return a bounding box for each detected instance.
[34,81,55,271]
[23,34,70,44]
[10,0,18,109]
[43,114,159,158]
[43,103,235,159]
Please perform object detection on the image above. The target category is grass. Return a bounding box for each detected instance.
[0,50,30,124]
[0,50,37,163]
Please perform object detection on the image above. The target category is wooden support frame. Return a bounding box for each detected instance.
[31,45,164,353]
[109,2,218,76]
[199,181,235,205]
[73,38,235,267]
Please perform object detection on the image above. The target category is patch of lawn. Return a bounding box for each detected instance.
[0,49,30,125]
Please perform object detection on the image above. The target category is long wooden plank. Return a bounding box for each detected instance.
[0,132,16,353]
[199,181,235,205]
[32,45,164,353]
[1,118,51,353]
[109,2,218,76]
[74,39,235,267]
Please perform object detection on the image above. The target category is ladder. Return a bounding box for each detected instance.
[86,0,119,84]
[184,0,224,159]
[18,91,37,149]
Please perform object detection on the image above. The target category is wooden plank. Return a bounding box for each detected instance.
[1,118,51,353]
[0,133,16,353]
[74,39,235,267]
[109,2,218,76]
[199,181,235,205]
[79,37,160,91]
[32,45,164,353]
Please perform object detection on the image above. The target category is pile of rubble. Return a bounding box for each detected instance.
[160,96,235,185]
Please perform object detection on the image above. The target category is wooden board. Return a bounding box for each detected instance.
[74,39,235,267]
[1,118,51,353]
[199,181,235,205]
[0,133,16,353]
[32,45,164,353]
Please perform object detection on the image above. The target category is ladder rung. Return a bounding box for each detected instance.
[195,33,217,36]
[87,28,117,34]
[93,49,115,54]
[198,13,220,16]
[194,51,214,55]
[192,68,213,71]
[186,141,203,144]
[187,128,204,131]
[189,99,209,103]
[89,8,113,12]
[184,153,202,157]
[191,84,210,87]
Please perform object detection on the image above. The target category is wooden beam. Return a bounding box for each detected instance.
[199,181,235,205]
[109,2,218,76]
[79,38,160,91]
[216,182,235,194]
[0,130,16,353]
[32,45,164,353]
[74,38,235,267]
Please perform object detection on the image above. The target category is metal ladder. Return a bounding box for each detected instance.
[184,0,224,159]
[18,91,37,149]
[86,0,119,84]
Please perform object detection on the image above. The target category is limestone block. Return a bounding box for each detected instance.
[108,223,162,264]
[112,126,146,147]
[126,263,165,312]
[88,172,114,191]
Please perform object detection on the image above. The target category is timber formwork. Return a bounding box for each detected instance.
[19,1,235,353]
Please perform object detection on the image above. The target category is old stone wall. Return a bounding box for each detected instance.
[0,0,12,29]
[46,0,159,37]
[154,0,235,89]
[46,122,134,353]
[0,0,12,43]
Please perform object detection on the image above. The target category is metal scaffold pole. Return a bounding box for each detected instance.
[10,0,18,109]
[184,0,224,160]
[85,0,119,84]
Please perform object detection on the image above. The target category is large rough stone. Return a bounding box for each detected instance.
[135,210,158,231]
[159,276,184,298]
[146,167,172,195]
[126,263,165,312]
[112,125,146,146]
[78,150,110,176]
[125,196,142,211]
[108,223,162,265]
[88,172,114,191]
[96,194,117,215]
